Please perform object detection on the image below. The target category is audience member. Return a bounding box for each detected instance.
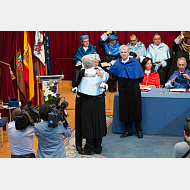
[173,120,190,158]
[146,33,171,86]
[168,31,190,79]
[8,108,36,158]
[75,55,109,155]
[72,34,97,87]
[127,33,146,62]
[98,31,121,92]
[34,104,71,158]
[109,45,144,138]
[141,57,160,87]
[165,57,190,89]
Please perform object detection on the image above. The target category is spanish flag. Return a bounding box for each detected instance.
[23,31,35,100]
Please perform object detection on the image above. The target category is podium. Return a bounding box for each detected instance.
[36,75,64,105]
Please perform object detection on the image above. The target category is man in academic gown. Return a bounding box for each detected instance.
[72,34,97,87]
[127,33,146,62]
[109,45,144,138]
[146,33,171,86]
[165,57,190,89]
[98,31,122,92]
[168,31,190,79]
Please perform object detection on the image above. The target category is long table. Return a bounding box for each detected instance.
[112,88,190,136]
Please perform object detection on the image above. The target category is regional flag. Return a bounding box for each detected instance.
[44,31,51,75]
[34,31,45,65]
[34,31,45,75]
[16,32,26,101]
[23,31,35,100]
[16,48,26,101]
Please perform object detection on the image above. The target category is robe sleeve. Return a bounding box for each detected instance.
[76,69,85,87]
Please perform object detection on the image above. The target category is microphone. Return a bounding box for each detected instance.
[52,60,64,77]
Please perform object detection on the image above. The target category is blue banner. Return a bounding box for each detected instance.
[44,31,51,75]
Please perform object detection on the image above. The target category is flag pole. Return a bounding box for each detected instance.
[36,58,39,105]
[14,47,20,102]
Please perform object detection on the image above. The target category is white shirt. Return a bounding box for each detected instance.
[83,46,88,52]
[145,70,151,75]
[121,57,130,64]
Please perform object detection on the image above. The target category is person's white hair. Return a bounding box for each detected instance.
[82,55,95,68]
[177,57,187,66]
[119,45,130,53]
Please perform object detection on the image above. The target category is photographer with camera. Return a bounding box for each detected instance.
[173,118,190,158]
[34,103,71,158]
[8,107,38,158]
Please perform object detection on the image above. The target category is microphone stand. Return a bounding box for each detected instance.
[52,60,64,78]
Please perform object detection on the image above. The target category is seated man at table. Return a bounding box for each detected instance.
[168,31,190,79]
[173,119,190,158]
[146,33,171,86]
[127,33,146,63]
[165,57,190,89]
[8,108,38,158]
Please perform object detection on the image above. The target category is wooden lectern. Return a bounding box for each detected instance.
[36,75,64,105]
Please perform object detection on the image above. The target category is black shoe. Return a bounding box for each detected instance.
[76,146,83,152]
[120,131,132,138]
[78,150,94,155]
[110,88,115,93]
[137,132,143,138]
[94,148,102,154]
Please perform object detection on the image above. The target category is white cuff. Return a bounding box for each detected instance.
[165,81,174,89]
[161,60,167,67]
[101,33,108,41]
[99,82,108,91]
[75,61,82,66]
[110,60,116,65]
[174,34,184,45]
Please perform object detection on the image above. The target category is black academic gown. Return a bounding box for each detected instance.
[75,69,107,147]
[118,77,143,123]
[168,41,190,79]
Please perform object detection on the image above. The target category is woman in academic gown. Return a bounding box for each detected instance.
[141,57,160,87]
[75,55,109,155]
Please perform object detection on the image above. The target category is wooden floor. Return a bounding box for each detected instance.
[0,80,117,158]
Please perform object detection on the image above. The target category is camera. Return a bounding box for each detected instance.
[48,94,69,128]
[15,100,40,130]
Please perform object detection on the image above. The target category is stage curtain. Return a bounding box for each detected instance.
[0,31,181,110]
[0,31,19,119]
[48,31,180,80]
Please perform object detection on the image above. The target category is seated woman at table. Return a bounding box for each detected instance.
[165,57,190,89]
[140,57,160,88]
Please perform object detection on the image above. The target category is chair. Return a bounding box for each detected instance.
[0,117,9,147]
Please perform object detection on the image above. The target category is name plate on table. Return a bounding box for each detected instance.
[169,88,187,93]
[140,85,151,92]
